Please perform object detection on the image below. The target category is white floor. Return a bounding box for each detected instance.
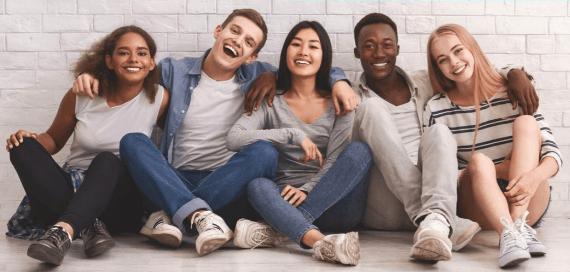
[1,217,569,272]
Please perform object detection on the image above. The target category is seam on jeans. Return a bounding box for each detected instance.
[297,206,316,223]
[308,150,372,219]
[162,155,198,193]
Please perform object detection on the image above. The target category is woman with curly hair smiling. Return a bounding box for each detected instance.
[6,25,169,266]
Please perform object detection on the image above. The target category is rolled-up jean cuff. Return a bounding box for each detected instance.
[297,224,319,249]
[297,206,316,223]
[172,198,211,230]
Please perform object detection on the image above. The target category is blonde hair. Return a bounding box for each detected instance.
[427,24,507,152]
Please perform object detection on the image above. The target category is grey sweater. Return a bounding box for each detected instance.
[227,94,354,192]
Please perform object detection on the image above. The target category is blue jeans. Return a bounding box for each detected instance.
[247,142,372,249]
[120,133,278,230]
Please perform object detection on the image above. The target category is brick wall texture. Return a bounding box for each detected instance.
[0,0,569,218]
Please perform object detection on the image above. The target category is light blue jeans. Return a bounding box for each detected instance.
[247,142,372,248]
[120,133,278,230]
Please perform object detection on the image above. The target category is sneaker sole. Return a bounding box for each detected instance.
[196,230,234,256]
[452,225,482,251]
[85,239,116,258]
[339,232,360,266]
[27,244,64,266]
[141,226,182,248]
[529,245,547,256]
[411,236,452,262]
[499,253,530,267]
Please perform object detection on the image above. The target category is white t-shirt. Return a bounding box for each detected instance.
[66,86,164,170]
[172,70,244,171]
[376,94,422,165]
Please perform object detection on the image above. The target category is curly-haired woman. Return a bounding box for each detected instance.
[6,25,169,265]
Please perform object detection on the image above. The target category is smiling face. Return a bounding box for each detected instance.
[105,32,155,87]
[286,28,322,79]
[210,16,264,72]
[354,23,399,85]
[430,33,475,88]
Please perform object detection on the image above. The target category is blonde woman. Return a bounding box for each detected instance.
[424,24,561,268]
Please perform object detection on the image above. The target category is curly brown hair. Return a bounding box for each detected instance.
[72,25,160,103]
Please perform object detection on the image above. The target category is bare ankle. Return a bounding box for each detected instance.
[55,222,74,239]
[301,229,325,248]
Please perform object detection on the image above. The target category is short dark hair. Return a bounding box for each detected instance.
[354,13,398,47]
[73,25,159,103]
[221,9,268,54]
[276,21,332,97]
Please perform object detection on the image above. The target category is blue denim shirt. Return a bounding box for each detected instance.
[158,49,348,160]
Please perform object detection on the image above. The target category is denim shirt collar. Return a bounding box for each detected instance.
[190,49,247,85]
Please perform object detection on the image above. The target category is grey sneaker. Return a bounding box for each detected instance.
[498,216,530,268]
[312,232,360,266]
[140,210,183,248]
[190,210,233,255]
[514,211,547,256]
[411,212,452,262]
[233,219,288,249]
[451,216,481,251]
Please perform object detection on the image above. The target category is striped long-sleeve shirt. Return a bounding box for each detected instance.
[423,92,562,173]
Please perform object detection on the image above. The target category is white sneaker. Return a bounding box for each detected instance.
[410,212,452,262]
[140,210,183,248]
[498,216,530,268]
[451,216,481,251]
[514,211,547,256]
[312,232,360,266]
[233,219,288,249]
[190,210,233,255]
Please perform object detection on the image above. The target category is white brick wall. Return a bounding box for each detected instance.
[0,0,569,218]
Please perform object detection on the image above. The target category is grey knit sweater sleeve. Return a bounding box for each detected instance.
[226,100,307,152]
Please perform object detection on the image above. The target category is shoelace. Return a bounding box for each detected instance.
[89,219,107,236]
[499,217,526,250]
[313,240,336,263]
[515,211,538,242]
[43,226,68,244]
[190,211,213,232]
[249,228,287,250]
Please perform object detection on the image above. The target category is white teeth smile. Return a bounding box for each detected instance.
[295,60,310,65]
[224,45,237,57]
[454,65,466,74]
[372,63,387,67]
[126,67,141,71]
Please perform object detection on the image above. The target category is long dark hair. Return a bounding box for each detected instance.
[276,21,332,97]
[72,25,160,103]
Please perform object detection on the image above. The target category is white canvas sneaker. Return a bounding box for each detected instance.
[140,210,183,248]
[514,211,547,256]
[312,232,360,266]
[410,212,452,262]
[233,219,287,249]
[191,211,233,255]
[498,216,530,268]
[451,216,481,251]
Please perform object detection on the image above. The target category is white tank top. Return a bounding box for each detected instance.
[66,86,164,170]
